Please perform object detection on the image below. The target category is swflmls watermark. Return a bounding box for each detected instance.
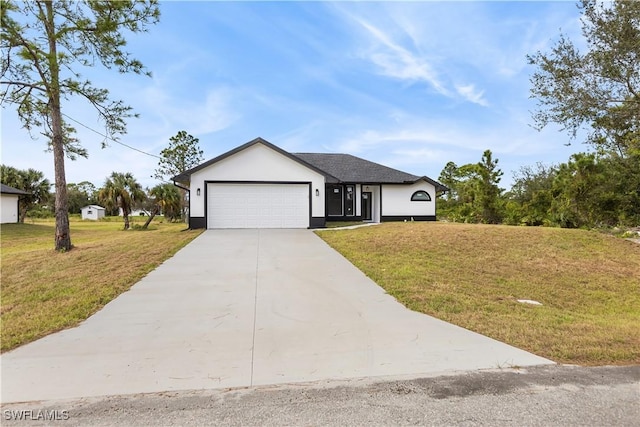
[3,409,70,421]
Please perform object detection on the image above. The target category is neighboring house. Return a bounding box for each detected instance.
[81,205,106,220]
[173,137,448,229]
[1,183,30,224]
[119,208,150,217]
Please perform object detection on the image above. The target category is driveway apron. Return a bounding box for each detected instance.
[1,229,552,403]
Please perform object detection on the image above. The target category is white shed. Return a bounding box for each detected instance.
[81,205,106,220]
[1,183,30,224]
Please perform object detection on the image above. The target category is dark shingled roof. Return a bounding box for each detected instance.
[173,137,448,191]
[293,153,448,191]
[1,183,30,195]
[293,153,420,184]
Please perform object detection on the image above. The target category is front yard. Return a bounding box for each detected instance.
[0,218,203,352]
[318,222,640,365]
[3,219,638,366]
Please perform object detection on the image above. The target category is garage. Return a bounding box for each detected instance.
[207,183,310,229]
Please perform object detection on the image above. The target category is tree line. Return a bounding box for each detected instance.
[1,130,204,229]
[1,167,181,226]
[437,150,640,229]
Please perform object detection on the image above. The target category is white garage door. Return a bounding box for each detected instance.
[207,183,309,229]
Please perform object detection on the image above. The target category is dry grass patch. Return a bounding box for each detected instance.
[318,222,640,365]
[1,219,203,352]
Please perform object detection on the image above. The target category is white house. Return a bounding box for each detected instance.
[81,205,106,220]
[119,208,150,217]
[1,183,30,224]
[172,137,448,229]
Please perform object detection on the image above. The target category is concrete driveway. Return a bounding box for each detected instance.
[1,230,552,403]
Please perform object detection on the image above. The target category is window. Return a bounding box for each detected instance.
[327,185,343,216]
[411,190,431,201]
[345,185,354,216]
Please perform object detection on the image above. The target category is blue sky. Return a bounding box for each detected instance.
[1,1,585,190]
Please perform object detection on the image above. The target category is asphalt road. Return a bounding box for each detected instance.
[2,365,638,426]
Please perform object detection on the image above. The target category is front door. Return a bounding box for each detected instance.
[362,192,372,221]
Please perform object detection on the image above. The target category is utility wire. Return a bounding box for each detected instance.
[61,112,162,159]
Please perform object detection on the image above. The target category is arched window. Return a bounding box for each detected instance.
[410,190,431,201]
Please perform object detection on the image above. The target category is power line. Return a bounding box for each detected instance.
[61,113,161,159]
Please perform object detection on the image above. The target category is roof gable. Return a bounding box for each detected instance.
[173,137,337,183]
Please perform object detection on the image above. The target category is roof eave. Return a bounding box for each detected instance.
[172,173,190,184]
[415,176,449,192]
[0,184,31,196]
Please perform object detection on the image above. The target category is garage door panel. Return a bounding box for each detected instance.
[208,183,309,229]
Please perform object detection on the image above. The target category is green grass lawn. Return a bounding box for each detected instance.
[3,218,638,366]
[318,222,640,366]
[0,217,203,352]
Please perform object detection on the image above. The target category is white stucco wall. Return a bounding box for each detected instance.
[381,181,436,217]
[1,194,19,223]
[189,143,326,218]
[361,185,381,222]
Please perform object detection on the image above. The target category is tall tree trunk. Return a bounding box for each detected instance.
[46,2,72,251]
[18,204,27,223]
[53,135,71,249]
[117,196,131,229]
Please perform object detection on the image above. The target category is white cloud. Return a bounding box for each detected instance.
[368,51,447,94]
[132,86,239,144]
[178,89,239,136]
[334,5,504,107]
[354,17,448,95]
[389,147,452,165]
[455,84,489,107]
[331,1,584,110]
[333,126,483,156]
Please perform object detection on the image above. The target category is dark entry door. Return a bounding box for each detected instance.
[362,192,372,221]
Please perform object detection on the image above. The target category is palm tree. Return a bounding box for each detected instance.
[98,172,146,230]
[142,183,181,229]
